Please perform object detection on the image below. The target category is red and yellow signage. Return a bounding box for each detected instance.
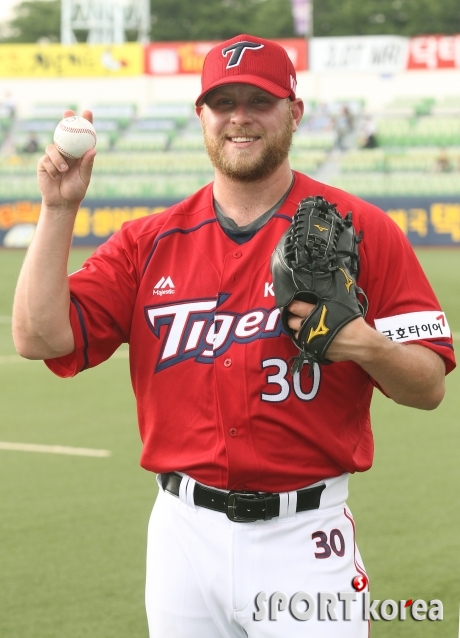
[2,36,460,78]
[144,39,308,75]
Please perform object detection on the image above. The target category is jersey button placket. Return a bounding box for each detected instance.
[216,248,248,486]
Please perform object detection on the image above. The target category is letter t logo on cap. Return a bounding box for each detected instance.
[222,41,264,69]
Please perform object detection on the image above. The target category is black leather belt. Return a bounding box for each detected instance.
[161,472,326,523]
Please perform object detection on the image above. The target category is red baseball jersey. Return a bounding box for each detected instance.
[45,171,456,492]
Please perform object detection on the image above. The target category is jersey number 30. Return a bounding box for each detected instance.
[261,358,321,403]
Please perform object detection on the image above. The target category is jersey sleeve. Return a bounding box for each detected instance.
[45,226,140,378]
[357,203,456,375]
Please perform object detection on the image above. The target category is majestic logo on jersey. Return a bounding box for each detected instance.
[145,293,283,372]
[307,305,330,343]
[153,276,175,296]
[222,41,264,69]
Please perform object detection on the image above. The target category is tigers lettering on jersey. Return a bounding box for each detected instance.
[145,294,283,372]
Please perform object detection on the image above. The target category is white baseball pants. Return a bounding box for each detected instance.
[145,473,369,638]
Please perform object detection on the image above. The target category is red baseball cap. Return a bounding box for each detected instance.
[196,34,297,106]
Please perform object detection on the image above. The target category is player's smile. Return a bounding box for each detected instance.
[225,133,263,152]
[228,136,260,146]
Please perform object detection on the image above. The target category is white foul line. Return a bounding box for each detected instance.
[0,441,111,457]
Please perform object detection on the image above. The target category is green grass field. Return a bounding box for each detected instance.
[0,247,459,638]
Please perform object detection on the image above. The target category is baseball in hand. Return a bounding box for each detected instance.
[53,115,97,159]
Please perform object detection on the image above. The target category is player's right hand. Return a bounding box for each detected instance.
[37,109,97,212]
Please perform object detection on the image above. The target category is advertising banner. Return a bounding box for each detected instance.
[407,35,460,70]
[1,197,459,248]
[310,36,408,74]
[0,199,170,247]
[0,43,144,78]
[368,196,460,246]
[144,39,308,75]
[1,36,460,78]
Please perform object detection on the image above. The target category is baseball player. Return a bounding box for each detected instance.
[13,34,455,638]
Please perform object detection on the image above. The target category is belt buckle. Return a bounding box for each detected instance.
[227,491,260,523]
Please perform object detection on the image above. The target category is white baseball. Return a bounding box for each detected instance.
[53,115,97,159]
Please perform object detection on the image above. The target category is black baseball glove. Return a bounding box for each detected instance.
[270,196,368,374]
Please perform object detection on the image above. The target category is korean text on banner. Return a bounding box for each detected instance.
[310,36,408,74]
[0,44,144,78]
[408,35,460,70]
[2,197,460,248]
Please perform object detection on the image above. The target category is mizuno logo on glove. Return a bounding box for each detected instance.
[307,305,330,343]
[338,268,354,293]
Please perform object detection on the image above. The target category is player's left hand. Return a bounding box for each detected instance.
[286,299,368,363]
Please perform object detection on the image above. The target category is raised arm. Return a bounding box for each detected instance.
[287,301,446,411]
[12,110,96,360]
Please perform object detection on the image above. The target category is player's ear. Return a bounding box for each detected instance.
[290,98,304,132]
[195,105,204,120]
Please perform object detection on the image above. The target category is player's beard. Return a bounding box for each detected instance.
[202,108,294,182]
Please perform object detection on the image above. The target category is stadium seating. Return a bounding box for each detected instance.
[1,97,459,198]
[332,94,460,195]
[380,96,435,117]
